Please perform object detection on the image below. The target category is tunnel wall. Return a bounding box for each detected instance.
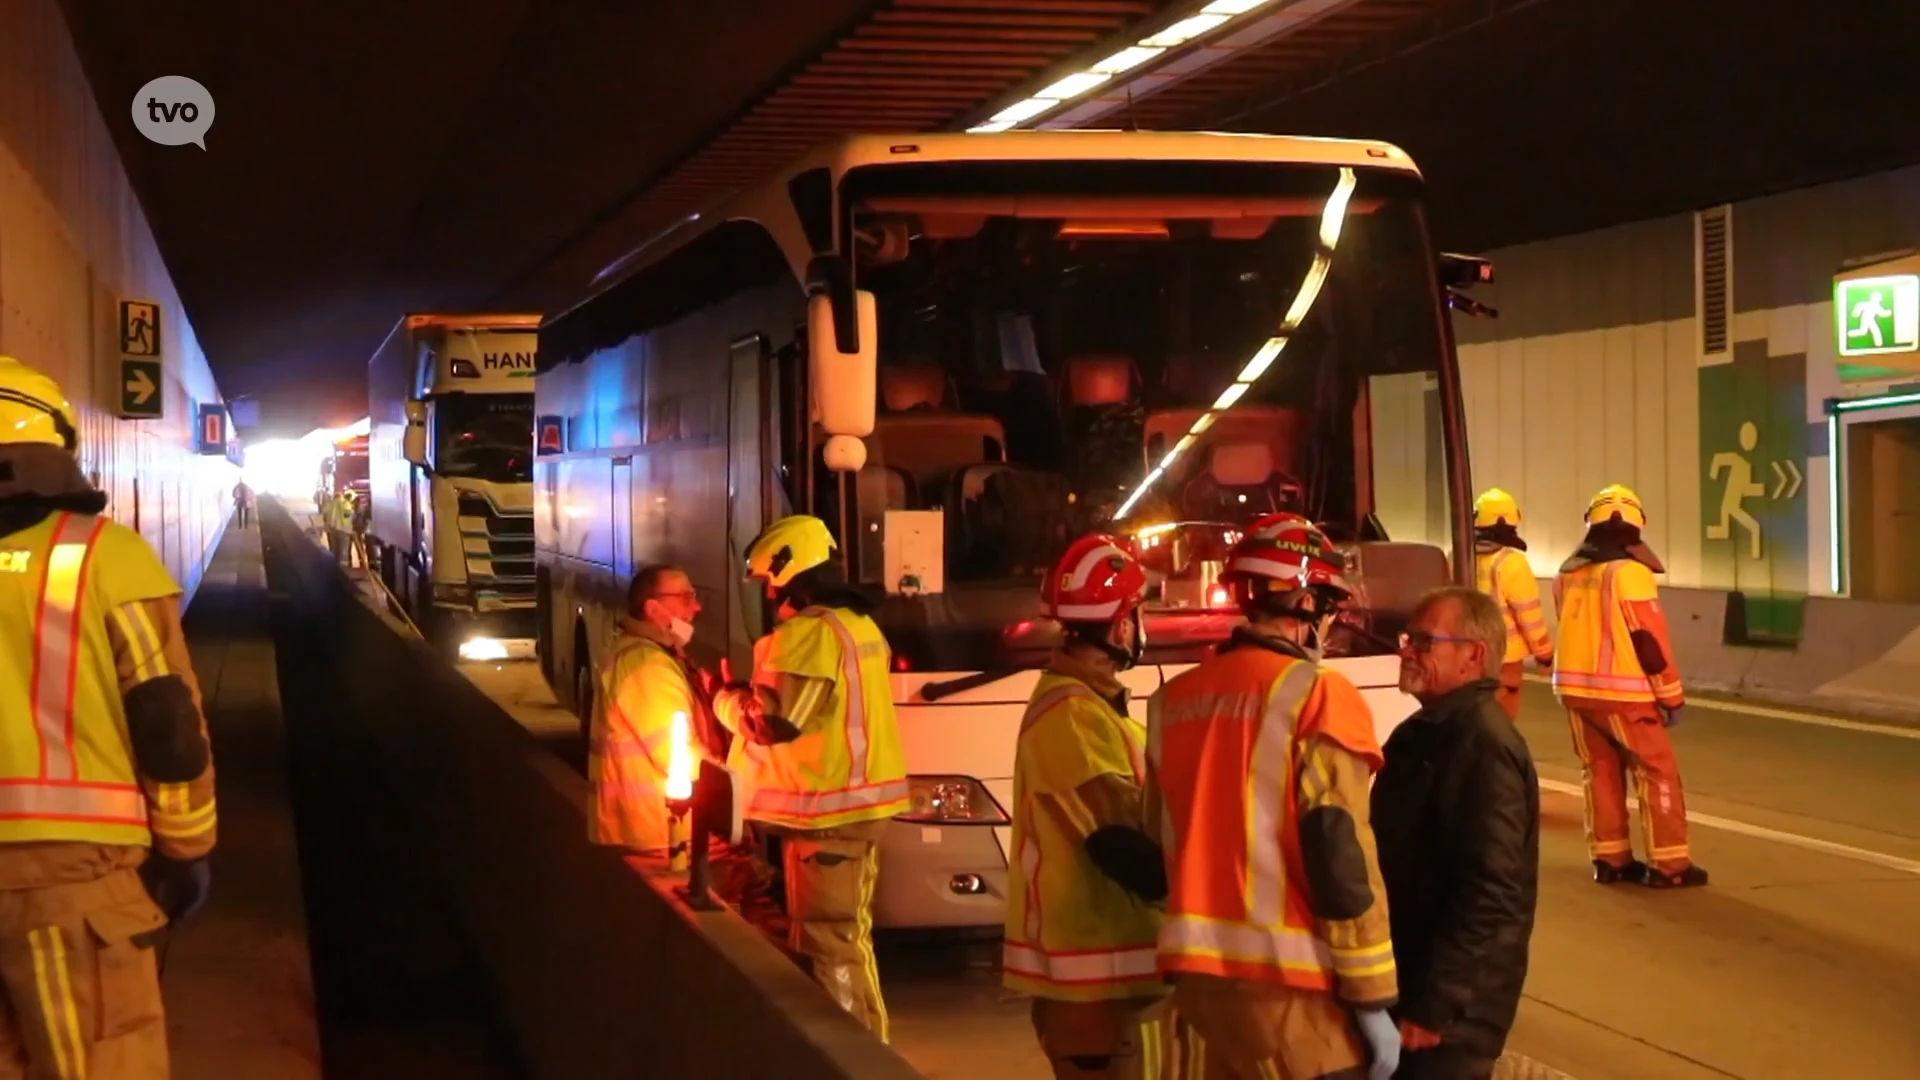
[0,0,234,601]
[1451,162,1920,648]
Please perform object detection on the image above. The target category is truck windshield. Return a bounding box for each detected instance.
[433,393,534,484]
[833,158,1461,672]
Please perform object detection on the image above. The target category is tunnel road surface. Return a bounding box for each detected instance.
[294,503,1920,1079]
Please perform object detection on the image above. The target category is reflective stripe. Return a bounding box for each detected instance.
[1159,914,1332,971]
[1145,690,1175,850]
[1553,671,1655,693]
[748,778,911,818]
[0,781,147,823]
[30,515,104,782]
[1003,941,1160,986]
[1597,563,1620,678]
[29,926,84,1080]
[814,610,871,785]
[1018,832,1043,942]
[1245,662,1317,925]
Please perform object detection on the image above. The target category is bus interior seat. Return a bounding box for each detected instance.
[1181,441,1291,519]
[1161,352,1235,407]
[972,466,1073,579]
[945,462,1013,576]
[961,369,1060,468]
[1058,354,1146,502]
[868,413,1008,504]
[1343,541,1452,633]
[879,361,956,412]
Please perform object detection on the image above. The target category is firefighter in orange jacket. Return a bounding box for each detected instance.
[714,514,910,1041]
[0,356,218,1078]
[1005,535,1168,1079]
[1472,488,1554,719]
[1144,514,1401,1080]
[1552,485,1707,889]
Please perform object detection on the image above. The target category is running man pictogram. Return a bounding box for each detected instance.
[1707,421,1765,560]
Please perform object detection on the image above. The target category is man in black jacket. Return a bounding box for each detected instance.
[1373,585,1541,1080]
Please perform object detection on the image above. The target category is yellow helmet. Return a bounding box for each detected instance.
[1585,484,1646,530]
[744,514,837,589]
[0,355,80,451]
[1473,487,1521,529]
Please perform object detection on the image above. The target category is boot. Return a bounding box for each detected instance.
[1642,863,1709,889]
[1592,858,1647,885]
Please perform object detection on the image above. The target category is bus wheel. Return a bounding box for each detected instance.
[573,659,594,744]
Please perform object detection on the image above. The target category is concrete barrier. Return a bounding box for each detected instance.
[1533,576,1920,721]
[260,502,921,1080]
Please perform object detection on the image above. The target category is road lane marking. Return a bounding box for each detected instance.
[1521,673,1920,741]
[1537,778,1920,876]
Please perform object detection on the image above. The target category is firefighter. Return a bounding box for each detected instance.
[1144,514,1400,1080]
[0,355,218,1077]
[1005,535,1169,1079]
[587,563,712,855]
[1551,484,1707,889]
[713,514,909,1041]
[1472,488,1553,719]
[322,490,354,568]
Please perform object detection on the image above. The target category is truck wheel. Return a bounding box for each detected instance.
[573,660,594,744]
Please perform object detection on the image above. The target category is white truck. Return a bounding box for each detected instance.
[365,313,541,660]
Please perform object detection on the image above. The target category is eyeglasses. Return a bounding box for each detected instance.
[652,590,699,603]
[1398,630,1476,652]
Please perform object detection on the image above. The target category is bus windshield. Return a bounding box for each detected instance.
[822,158,1461,673]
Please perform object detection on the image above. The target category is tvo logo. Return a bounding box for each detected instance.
[131,76,216,150]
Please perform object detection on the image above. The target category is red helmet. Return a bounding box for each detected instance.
[1220,515,1353,600]
[1043,534,1148,625]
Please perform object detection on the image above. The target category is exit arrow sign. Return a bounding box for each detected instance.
[119,358,163,419]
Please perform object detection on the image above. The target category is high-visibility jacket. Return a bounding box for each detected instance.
[1551,557,1684,707]
[587,626,696,851]
[0,512,179,846]
[1146,637,1397,1002]
[1476,546,1553,665]
[741,606,910,831]
[1003,671,1165,1003]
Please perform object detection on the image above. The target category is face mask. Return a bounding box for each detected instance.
[667,616,695,647]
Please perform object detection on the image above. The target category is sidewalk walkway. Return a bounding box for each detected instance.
[166,520,323,1077]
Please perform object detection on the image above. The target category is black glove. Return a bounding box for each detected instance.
[140,855,211,924]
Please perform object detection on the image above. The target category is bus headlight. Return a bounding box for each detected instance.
[898,776,1008,825]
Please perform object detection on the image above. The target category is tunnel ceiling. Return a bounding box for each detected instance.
[60,0,1920,433]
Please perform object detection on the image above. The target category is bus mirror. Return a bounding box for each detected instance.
[809,291,877,442]
[403,398,428,425]
[403,424,427,466]
[1438,252,1493,289]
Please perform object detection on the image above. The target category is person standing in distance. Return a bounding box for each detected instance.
[1470,488,1553,720]
[714,515,910,1042]
[1552,485,1707,889]
[0,355,218,1077]
[1144,514,1401,1080]
[1373,587,1539,1080]
[1004,535,1169,1078]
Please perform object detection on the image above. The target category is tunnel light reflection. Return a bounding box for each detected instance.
[240,417,371,500]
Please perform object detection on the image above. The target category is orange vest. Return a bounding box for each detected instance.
[1551,558,1681,705]
[1146,640,1383,990]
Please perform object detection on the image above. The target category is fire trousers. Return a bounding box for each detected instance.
[0,865,172,1079]
[1126,975,1369,1079]
[1567,706,1692,874]
[781,818,890,1042]
[1494,661,1525,722]
[1031,995,1164,1079]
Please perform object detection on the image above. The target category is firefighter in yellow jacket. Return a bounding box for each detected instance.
[1552,484,1707,889]
[1005,535,1168,1079]
[1472,488,1554,720]
[714,514,910,1041]
[0,356,218,1077]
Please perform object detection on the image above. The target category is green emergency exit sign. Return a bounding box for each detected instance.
[1835,274,1920,357]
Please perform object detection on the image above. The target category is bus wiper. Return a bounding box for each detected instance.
[920,669,1028,703]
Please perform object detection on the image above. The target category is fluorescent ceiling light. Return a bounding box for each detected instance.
[1091,46,1166,75]
[1036,72,1112,100]
[1141,13,1230,48]
[988,98,1053,126]
[1203,0,1274,12]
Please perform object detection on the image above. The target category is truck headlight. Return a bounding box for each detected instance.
[897,776,1008,825]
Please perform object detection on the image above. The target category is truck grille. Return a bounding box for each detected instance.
[457,492,536,605]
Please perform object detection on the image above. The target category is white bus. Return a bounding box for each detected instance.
[532,131,1480,929]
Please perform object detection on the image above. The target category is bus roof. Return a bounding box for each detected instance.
[547,130,1423,331]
